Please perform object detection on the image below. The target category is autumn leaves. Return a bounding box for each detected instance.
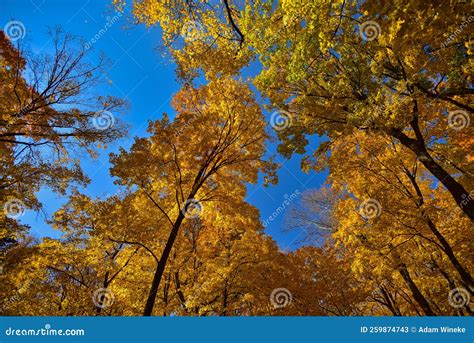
[114,0,473,315]
[1,0,473,317]
[108,79,275,315]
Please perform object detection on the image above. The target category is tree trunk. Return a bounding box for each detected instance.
[174,271,188,312]
[390,245,436,316]
[391,128,474,221]
[143,212,185,316]
[95,272,110,315]
[405,170,474,292]
[426,219,474,293]
[380,286,402,316]
[222,284,228,316]
[397,263,436,316]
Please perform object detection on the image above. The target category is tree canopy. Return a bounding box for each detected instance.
[1,0,472,317]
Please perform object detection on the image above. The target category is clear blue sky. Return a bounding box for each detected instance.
[1,0,327,250]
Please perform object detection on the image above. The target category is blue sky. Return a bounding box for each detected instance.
[1,0,326,250]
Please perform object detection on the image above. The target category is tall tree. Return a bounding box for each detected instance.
[110,78,276,315]
[119,0,473,219]
[0,28,126,245]
[295,132,473,315]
